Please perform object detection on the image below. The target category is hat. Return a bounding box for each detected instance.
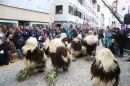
[120,28,126,32]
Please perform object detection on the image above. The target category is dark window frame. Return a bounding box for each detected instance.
[69,5,73,15]
[55,5,63,14]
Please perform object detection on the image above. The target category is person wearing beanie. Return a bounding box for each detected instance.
[118,26,127,57]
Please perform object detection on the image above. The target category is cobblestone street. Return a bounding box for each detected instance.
[0,45,130,86]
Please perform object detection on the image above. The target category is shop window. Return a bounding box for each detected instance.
[69,5,73,15]
[55,5,63,14]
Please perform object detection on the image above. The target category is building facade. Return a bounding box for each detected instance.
[0,0,54,27]
[54,0,97,28]
[109,0,119,28]
[96,13,105,29]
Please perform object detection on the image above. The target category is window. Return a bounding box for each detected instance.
[78,0,83,5]
[84,16,86,20]
[113,8,116,12]
[78,11,82,18]
[55,5,63,14]
[112,21,116,25]
[69,5,73,15]
[74,8,78,16]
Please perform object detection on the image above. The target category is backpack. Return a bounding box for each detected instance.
[124,9,130,24]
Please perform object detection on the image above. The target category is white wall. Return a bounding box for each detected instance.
[54,0,85,24]
[54,0,69,21]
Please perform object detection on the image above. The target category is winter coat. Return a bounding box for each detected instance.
[16,40,25,49]
[0,43,10,66]
[23,30,30,41]
[0,32,6,43]
[106,33,113,47]
[112,31,120,43]
[34,30,41,40]
[66,29,72,36]
[45,28,50,36]
[71,30,78,38]
[5,41,15,52]
[13,31,23,44]
[29,30,35,37]
[60,28,66,33]
[118,32,127,49]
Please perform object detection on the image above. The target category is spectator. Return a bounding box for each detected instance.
[5,38,15,59]
[39,25,43,32]
[54,26,60,38]
[0,28,6,43]
[71,28,78,38]
[66,27,72,36]
[20,26,24,32]
[108,39,118,55]
[0,39,10,66]
[9,24,16,36]
[16,36,25,60]
[60,26,66,33]
[1,25,8,36]
[118,28,127,57]
[13,27,23,44]
[98,29,104,46]
[45,25,50,37]
[50,26,57,39]
[8,34,15,44]
[34,27,41,40]
[106,29,113,48]
[112,28,120,55]
[29,27,35,37]
[23,26,30,41]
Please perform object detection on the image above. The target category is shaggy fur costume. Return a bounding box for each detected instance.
[70,38,82,57]
[62,35,73,45]
[91,48,120,86]
[49,38,71,70]
[60,33,67,41]
[43,38,50,56]
[82,35,98,56]
[22,37,46,71]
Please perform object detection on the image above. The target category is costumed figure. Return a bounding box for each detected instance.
[82,35,98,60]
[70,38,82,57]
[91,48,121,86]
[49,38,71,70]
[22,37,46,72]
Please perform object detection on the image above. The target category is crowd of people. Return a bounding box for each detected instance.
[0,23,128,66]
[98,25,127,57]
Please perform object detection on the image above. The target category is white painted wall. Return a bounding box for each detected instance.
[54,0,87,24]
[54,0,69,21]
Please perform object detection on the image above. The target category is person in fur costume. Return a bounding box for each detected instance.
[70,38,82,57]
[22,37,46,72]
[43,38,72,70]
[91,48,120,86]
[82,35,98,59]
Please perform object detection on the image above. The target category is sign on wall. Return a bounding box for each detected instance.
[0,0,50,13]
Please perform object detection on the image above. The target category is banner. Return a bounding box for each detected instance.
[0,0,50,13]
